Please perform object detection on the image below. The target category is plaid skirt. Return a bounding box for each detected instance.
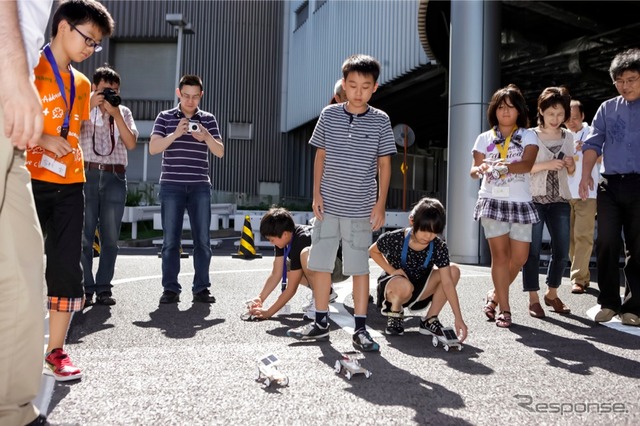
[473,197,540,224]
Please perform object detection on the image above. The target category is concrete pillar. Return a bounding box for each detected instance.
[446,0,500,264]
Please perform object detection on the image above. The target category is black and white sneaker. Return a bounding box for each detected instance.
[385,311,405,335]
[419,316,444,337]
[352,329,380,352]
[287,322,330,340]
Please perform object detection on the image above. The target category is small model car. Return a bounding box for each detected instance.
[431,327,463,352]
[240,299,259,321]
[334,351,372,380]
[256,353,289,387]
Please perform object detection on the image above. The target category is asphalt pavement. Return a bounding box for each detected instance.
[36,239,640,425]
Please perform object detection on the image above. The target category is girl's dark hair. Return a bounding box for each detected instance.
[536,86,571,126]
[260,207,295,238]
[487,84,529,129]
[410,197,446,235]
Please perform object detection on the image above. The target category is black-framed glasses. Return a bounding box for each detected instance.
[69,23,102,52]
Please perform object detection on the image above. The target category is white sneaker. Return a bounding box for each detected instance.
[302,288,338,313]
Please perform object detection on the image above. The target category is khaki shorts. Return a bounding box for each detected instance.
[308,213,371,276]
[286,257,349,283]
[481,217,532,242]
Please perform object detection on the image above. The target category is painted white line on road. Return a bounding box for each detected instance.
[111,268,272,285]
[328,281,382,338]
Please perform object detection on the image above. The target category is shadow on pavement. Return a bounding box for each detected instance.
[67,305,114,344]
[317,343,472,425]
[132,303,224,339]
[510,321,640,377]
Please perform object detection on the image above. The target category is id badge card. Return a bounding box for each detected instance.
[492,186,510,198]
[40,154,67,177]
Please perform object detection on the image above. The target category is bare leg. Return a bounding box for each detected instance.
[47,310,72,352]
[424,264,461,318]
[488,236,529,314]
[352,274,370,316]
[384,277,413,311]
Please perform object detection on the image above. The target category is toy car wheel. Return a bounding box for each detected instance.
[364,370,372,379]
[444,345,450,352]
[265,378,271,387]
[432,336,438,347]
[256,367,262,381]
[458,345,463,351]
[334,361,342,374]
[282,376,289,386]
[345,371,352,380]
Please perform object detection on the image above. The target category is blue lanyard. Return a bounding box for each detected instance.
[401,229,433,269]
[281,233,294,287]
[43,44,75,139]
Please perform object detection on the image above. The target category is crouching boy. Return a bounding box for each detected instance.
[248,207,345,320]
[369,197,467,342]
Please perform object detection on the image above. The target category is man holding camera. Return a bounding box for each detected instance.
[80,65,138,306]
[149,74,224,304]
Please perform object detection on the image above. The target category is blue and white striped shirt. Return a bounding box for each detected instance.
[152,106,221,186]
[310,104,396,218]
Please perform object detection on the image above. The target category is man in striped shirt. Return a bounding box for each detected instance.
[287,54,396,351]
[150,74,224,304]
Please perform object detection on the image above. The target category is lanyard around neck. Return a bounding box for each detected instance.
[281,235,294,284]
[493,125,518,161]
[401,229,433,270]
[43,44,75,139]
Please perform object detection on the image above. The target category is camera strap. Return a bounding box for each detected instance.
[92,111,116,156]
[43,44,75,139]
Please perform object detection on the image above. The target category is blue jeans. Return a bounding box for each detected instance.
[522,202,570,291]
[159,183,211,294]
[82,169,127,296]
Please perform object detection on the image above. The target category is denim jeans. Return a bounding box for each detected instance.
[522,202,571,291]
[82,168,127,296]
[159,183,211,294]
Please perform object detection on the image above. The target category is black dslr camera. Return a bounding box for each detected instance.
[102,88,121,107]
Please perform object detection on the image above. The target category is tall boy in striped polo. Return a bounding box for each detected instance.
[287,54,396,351]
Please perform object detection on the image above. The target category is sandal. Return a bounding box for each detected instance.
[483,291,497,321]
[496,311,512,328]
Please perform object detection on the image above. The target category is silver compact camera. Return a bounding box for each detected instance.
[188,122,200,132]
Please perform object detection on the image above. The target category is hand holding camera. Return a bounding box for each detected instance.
[101,88,121,107]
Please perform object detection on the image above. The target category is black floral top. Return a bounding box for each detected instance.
[375,228,450,285]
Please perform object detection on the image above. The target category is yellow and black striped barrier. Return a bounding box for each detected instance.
[232,215,262,259]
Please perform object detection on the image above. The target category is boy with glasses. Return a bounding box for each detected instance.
[26,0,114,382]
[150,75,224,305]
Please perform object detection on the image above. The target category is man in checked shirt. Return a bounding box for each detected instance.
[80,65,138,307]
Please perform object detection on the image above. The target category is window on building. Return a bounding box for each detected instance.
[315,0,327,12]
[228,122,253,140]
[114,42,176,101]
[294,1,309,31]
